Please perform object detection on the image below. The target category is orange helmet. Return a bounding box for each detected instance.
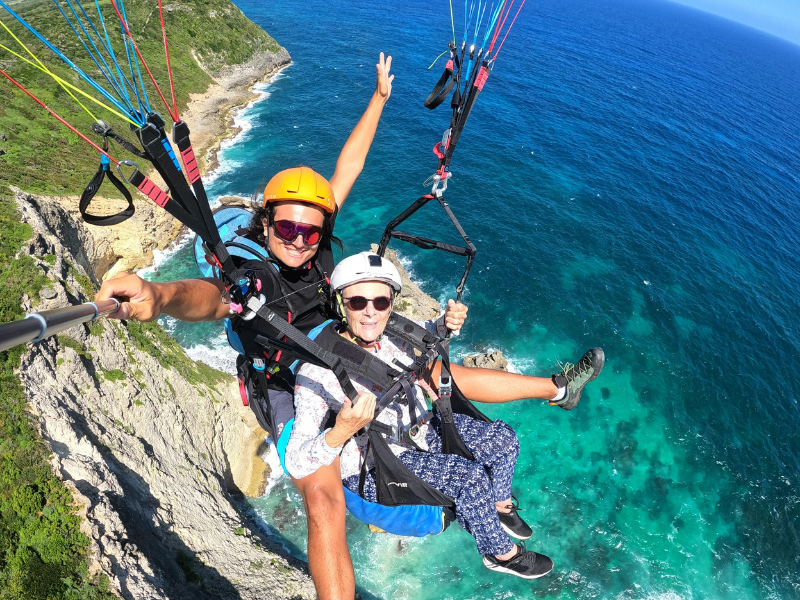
[262,166,336,213]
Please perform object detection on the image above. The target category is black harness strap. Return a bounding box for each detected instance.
[424,54,457,109]
[80,156,135,226]
[250,297,359,402]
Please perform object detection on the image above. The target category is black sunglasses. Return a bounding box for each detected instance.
[343,296,393,312]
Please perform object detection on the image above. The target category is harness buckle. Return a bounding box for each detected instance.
[408,424,424,443]
[438,375,452,397]
[116,160,140,183]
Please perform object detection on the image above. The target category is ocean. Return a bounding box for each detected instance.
[144,0,800,597]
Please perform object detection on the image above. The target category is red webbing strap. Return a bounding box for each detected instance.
[126,169,206,235]
[474,66,490,91]
[132,173,169,208]
[179,146,201,184]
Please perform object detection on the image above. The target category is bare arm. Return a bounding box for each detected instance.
[329,52,393,208]
[96,272,230,322]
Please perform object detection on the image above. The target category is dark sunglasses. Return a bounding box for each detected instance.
[272,219,324,245]
[343,296,393,312]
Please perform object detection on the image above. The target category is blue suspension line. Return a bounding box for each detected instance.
[93,0,139,115]
[118,0,151,114]
[0,0,136,118]
[53,0,129,110]
[70,0,128,96]
[464,1,476,45]
[482,2,504,52]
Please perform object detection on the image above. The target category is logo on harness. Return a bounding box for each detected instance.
[387,482,408,488]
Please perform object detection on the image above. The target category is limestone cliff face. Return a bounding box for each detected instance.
[14,189,315,600]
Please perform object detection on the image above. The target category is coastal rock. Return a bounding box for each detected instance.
[184,47,292,176]
[15,190,315,599]
[462,350,509,371]
[370,244,443,322]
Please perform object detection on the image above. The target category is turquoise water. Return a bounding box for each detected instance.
[147,0,800,597]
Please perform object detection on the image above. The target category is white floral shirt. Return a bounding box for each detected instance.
[284,317,449,480]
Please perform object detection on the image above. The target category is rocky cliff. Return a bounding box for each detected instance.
[13,189,315,599]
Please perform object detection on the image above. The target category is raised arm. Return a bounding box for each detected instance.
[329,52,394,208]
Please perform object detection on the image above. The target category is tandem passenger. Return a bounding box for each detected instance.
[285,252,605,579]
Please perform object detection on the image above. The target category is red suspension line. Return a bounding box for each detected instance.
[157,0,179,121]
[0,67,118,163]
[487,0,509,54]
[108,0,179,122]
[493,0,526,60]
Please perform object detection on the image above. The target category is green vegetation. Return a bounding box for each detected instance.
[66,263,96,297]
[125,319,229,388]
[101,368,125,382]
[0,197,114,598]
[56,335,92,361]
[0,0,280,195]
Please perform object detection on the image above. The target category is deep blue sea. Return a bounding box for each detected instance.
[146,0,800,597]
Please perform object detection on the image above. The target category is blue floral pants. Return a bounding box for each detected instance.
[344,413,519,556]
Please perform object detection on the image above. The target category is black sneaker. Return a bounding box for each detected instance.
[483,543,554,579]
[497,500,532,540]
[550,347,605,410]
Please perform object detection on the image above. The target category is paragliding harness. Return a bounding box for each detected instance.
[192,205,336,441]
[297,317,493,520]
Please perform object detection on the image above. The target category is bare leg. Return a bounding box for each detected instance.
[292,457,354,600]
[429,361,558,403]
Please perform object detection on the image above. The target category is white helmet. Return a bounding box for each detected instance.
[330,252,402,293]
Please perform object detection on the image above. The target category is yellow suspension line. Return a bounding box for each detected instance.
[427,48,450,70]
[0,41,137,127]
[0,17,101,124]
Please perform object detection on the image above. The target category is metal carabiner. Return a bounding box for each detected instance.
[430,170,452,197]
[116,159,140,184]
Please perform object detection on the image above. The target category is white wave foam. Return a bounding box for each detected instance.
[137,230,196,279]
[184,339,238,375]
[204,64,291,186]
[261,441,287,497]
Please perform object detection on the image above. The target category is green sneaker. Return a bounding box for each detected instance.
[550,348,605,410]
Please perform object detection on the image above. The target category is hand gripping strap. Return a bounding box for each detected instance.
[424,59,456,110]
[79,162,135,226]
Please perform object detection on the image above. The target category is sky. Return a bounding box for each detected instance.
[668,0,800,45]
